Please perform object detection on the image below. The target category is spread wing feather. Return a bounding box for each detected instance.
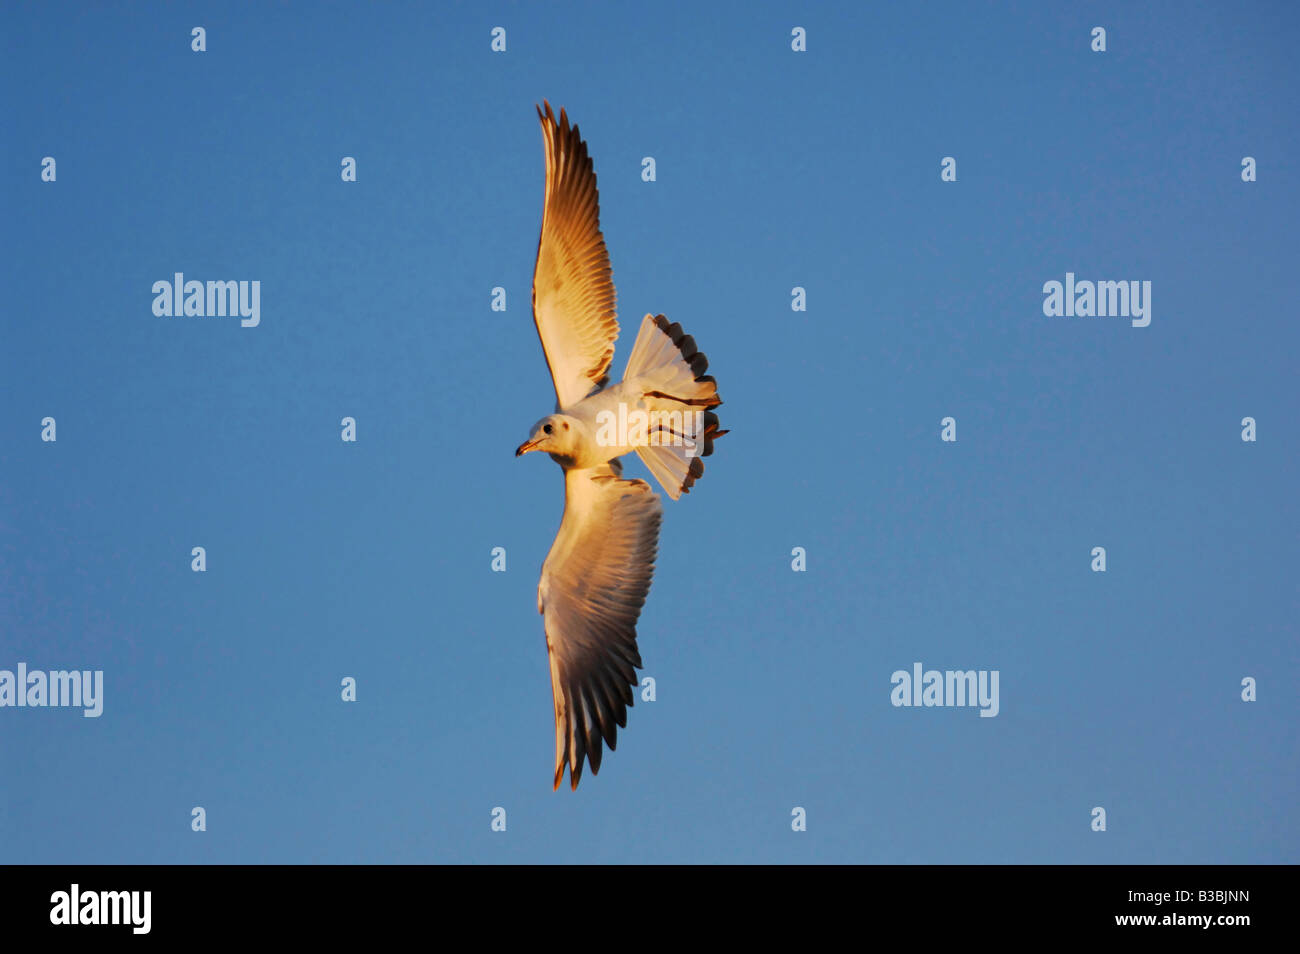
[531,101,619,409]
[538,465,661,789]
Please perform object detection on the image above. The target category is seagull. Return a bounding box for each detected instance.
[515,102,727,790]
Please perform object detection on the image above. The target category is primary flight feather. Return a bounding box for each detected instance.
[516,102,728,790]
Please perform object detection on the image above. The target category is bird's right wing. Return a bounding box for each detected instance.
[531,101,619,410]
[538,465,662,789]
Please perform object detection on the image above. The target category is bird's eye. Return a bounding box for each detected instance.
[543,424,553,435]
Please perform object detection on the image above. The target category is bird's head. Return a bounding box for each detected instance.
[515,414,582,460]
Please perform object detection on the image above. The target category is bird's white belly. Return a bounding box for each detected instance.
[567,384,649,466]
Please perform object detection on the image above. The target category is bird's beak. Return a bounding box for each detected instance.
[515,437,542,457]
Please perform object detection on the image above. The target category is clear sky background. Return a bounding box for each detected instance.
[2,1,1296,864]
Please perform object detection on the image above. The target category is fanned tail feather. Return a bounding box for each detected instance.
[622,314,727,500]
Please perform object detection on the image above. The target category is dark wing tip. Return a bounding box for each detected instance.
[680,455,706,494]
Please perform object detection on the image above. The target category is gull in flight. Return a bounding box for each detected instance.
[516,102,727,789]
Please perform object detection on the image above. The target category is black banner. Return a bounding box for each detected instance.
[0,865,1273,939]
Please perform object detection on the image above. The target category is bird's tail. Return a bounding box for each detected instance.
[621,314,726,500]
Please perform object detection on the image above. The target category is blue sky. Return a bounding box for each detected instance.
[2,0,1296,863]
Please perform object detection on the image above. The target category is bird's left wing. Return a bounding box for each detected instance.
[531,101,619,409]
[538,464,662,789]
